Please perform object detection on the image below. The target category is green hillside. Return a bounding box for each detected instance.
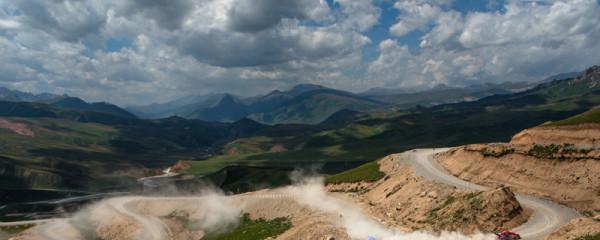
[249,90,385,124]
[134,85,387,125]
[49,97,138,119]
[0,100,140,125]
[0,117,131,190]
[3,66,600,192]
[182,66,600,179]
[0,102,308,191]
[548,107,600,125]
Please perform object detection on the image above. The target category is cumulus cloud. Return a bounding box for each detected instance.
[9,0,108,41]
[376,0,600,89]
[335,0,381,32]
[122,0,193,30]
[178,22,369,67]
[390,1,442,36]
[0,0,376,104]
[0,0,599,105]
[226,0,329,33]
[174,0,369,67]
[458,0,600,49]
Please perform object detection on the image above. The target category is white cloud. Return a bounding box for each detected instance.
[390,1,440,36]
[8,0,109,41]
[458,0,600,48]
[0,19,19,29]
[0,0,599,105]
[374,0,600,90]
[335,0,381,32]
[226,0,330,33]
[389,0,453,36]
[419,10,462,48]
[0,0,376,104]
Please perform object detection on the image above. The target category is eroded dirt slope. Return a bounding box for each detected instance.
[511,123,600,148]
[440,144,600,215]
[327,154,530,234]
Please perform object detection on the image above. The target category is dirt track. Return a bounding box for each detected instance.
[403,148,581,240]
[4,148,582,240]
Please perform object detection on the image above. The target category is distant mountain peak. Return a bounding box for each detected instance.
[266,89,283,96]
[55,96,87,105]
[431,83,454,91]
[50,96,137,119]
[290,83,325,89]
[0,86,64,103]
[217,94,239,105]
[581,65,600,78]
[289,83,326,91]
[571,65,600,84]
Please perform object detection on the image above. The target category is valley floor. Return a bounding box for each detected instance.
[5,148,588,240]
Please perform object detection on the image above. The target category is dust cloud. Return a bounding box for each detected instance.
[288,177,496,240]
[16,175,496,240]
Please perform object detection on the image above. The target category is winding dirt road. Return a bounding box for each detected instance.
[402,148,581,240]
[4,148,582,240]
[42,195,293,240]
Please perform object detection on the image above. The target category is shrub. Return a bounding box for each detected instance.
[528,144,561,157]
[481,147,515,158]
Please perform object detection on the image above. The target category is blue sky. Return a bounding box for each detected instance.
[0,0,599,105]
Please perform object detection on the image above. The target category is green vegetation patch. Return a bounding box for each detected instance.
[549,107,600,125]
[527,144,591,159]
[576,233,600,240]
[313,123,390,143]
[205,213,291,240]
[528,144,561,157]
[481,147,514,158]
[325,160,385,183]
[222,136,278,155]
[184,140,394,176]
[0,224,35,234]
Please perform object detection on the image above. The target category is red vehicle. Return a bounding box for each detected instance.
[495,230,521,240]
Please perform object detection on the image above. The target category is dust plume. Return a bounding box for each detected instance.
[288,176,496,240]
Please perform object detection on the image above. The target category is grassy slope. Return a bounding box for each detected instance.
[184,73,600,178]
[205,214,291,240]
[185,122,395,176]
[5,69,600,191]
[548,107,600,125]
[325,160,385,183]
[222,136,304,155]
[0,106,306,191]
[250,91,384,125]
[0,117,141,190]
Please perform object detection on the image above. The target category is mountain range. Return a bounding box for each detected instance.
[129,81,542,125]
[1,65,599,191]
[0,87,64,103]
[0,87,137,120]
[0,69,586,126]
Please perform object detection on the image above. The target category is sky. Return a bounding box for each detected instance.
[0,0,599,105]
